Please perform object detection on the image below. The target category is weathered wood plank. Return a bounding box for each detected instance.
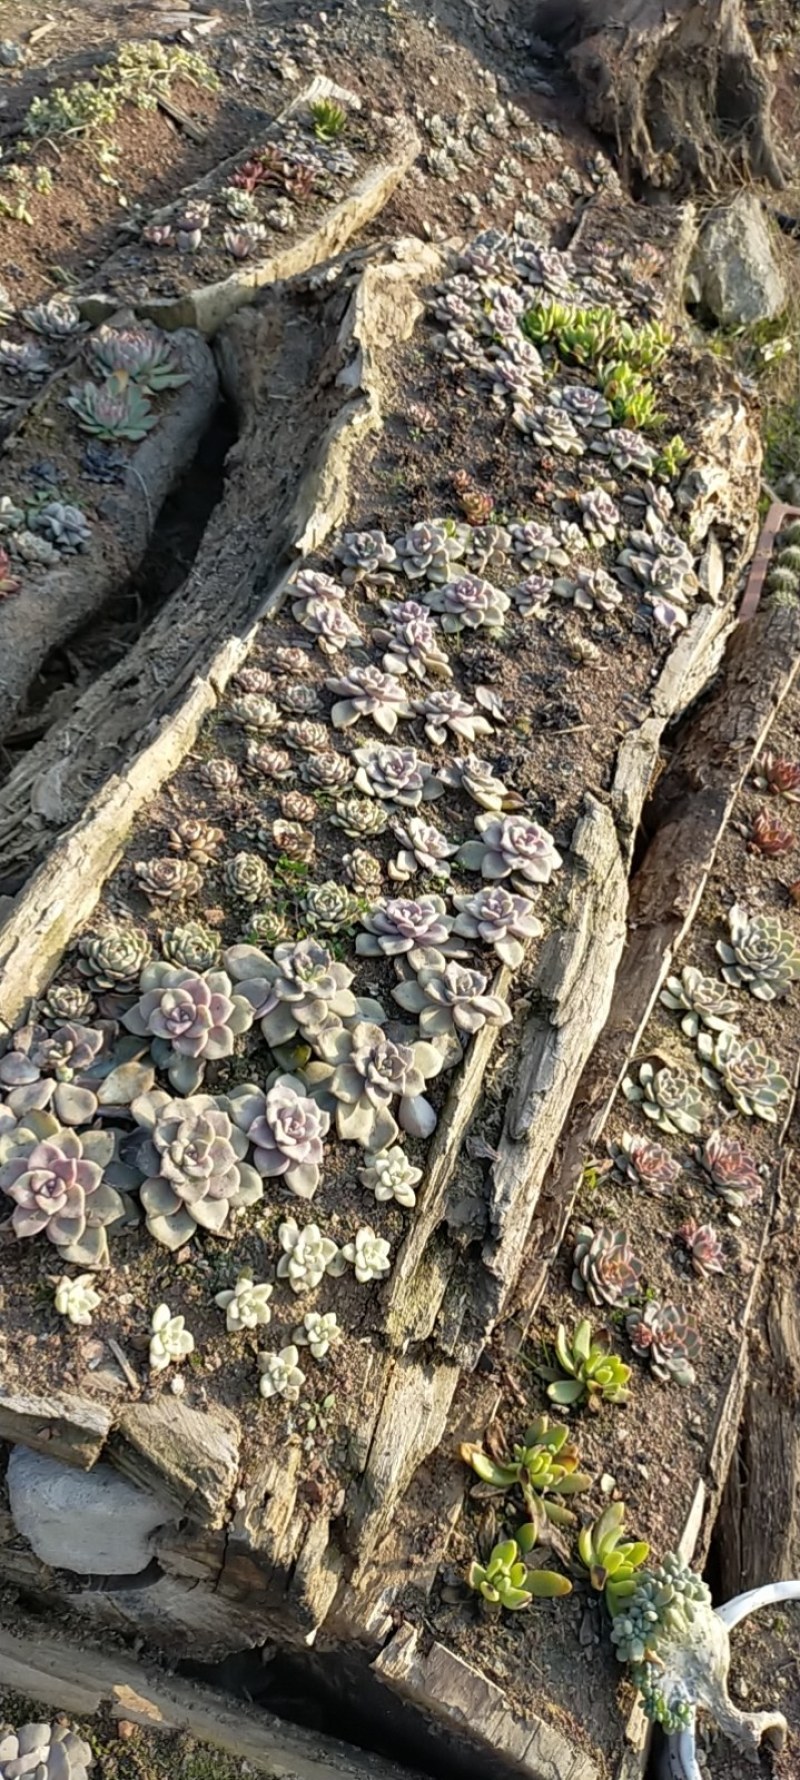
[0,1389,110,1470]
[107,1400,240,1528]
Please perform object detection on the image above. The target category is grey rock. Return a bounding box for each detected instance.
[688,192,787,327]
[7,1444,175,1574]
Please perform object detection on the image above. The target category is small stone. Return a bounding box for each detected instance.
[599,1472,616,1495]
[115,1724,137,1742]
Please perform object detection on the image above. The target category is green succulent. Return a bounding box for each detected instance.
[67,372,157,442]
[610,1554,711,1731]
[310,96,347,141]
[468,1530,572,1611]
[541,1318,631,1410]
[655,435,691,480]
[697,1027,790,1121]
[521,299,573,346]
[461,1414,592,1528]
[577,1503,650,1616]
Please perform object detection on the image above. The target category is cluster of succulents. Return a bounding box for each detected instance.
[610,1555,712,1729]
[124,1088,263,1249]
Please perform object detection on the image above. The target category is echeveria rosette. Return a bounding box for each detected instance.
[326,664,412,735]
[225,939,383,1049]
[276,1217,345,1293]
[697,1029,790,1123]
[305,1019,445,1149]
[0,1019,111,1127]
[393,519,467,585]
[423,573,511,633]
[127,1089,263,1249]
[393,952,512,1062]
[123,964,254,1095]
[341,1225,392,1283]
[626,1302,701,1388]
[572,1223,644,1308]
[659,966,740,1038]
[215,1272,273,1332]
[373,610,452,683]
[352,743,444,808]
[258,1344,306,1400]
[457,811,563,891]
[440,753,521,813]
[226,1074,329,1199]
[334,528,397,583]
[612,1132,681,1196]
[623,1060,705,1137]
[355,894,461,969]
[358,1145,423,1208]
[717,902,800,1002]
[389,816,460,882]
[414,688,494,747]
[695,1129,764,1208]
[452,885,543,968]
[0,1115,130,1268]
[297,595,364,655]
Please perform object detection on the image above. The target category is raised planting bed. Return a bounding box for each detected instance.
[0,190,768,1780]
[77,79,420,335]
[0,313,217,731]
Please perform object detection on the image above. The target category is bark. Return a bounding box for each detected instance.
[535,0,787,195]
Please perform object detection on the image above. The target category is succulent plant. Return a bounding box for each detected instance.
[22,297,84,336]
[461,1414,592,1529]
[554,384,614,431]
[276,1217,344,1293]
[150,1302,195,1373]
[85,324,188,392]
[285,719,330,752]
[0,496,25,533]
[468,1534,571,1611]
[352,743,442,808]
[291,568,346,604]
[749,807,794,855]
[267,819,315,864]
[273,645,310,674]
[415,688,494,746]
[199,756,240,791]
[295,879,355,932]
[676,1218,725,1278]
[258,1345,306,1401]
[276,682,321,716]
[612,1131,681,1195]
[245,741,292,779]
[716,903,800,1001]
[0,339,51,377]
[224,223,268,259]
[457,810,563,890]
[609,1553,712,1731]
[578,487,621,546]
[572,1224,644,1308]
[229,692,281,731]
[305,1019,444,1149]
[697,1028,790,1122]
[393,952,512,1053]
[374,598,451,679]
[341,1224,392,1283]
[601,427,657,474]
[509,519,570,573]
[143,222,174,247]
[626,1302,700,1387]
[0,1724,95,1780]
[225,938,373,1047]
[577,1503,650,1615]
[41,981,96,1025]
[31,501,91,553]
[541,1318,631,1409]
[753,750,800,801]
[452,884,542,967]
[77,923,151,993]
[161,921,221,973]
[223,851,272,904]
[659,966,740,1037]
[302,749,354,791]
[54,1272,102,1326]
[226,1074,329,1199]
[134,856,203,902]
[555,566,623,613]
[440,753,519,813]
[67,374,157,442]
[358,1144,423,1208]
[389,815,459,880]
[326,664,412,734]
[168,818,224,864]
[11,529,59,568]
[294,594,364,654]
[345,848,384,895]
[513,401,585,456]
[464,523,511,577]
[215,1270,273,1332]
[334,528,397,582]
[0,1119,128,1267]
[293,1309,341,1359]
[356,893,456,964]
[0,1019,105,1093]
[424,573,511,633]
[622,1060,705,1137]
[123,963,254,1095]
[128,1088,262,1248]
[695,1129,763,1208]
[393,519,467,584]
[222,185,260,220]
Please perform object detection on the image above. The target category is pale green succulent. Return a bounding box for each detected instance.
[577,1503,649,1617]
[659,966,740,1037]
[468,1532,571,1611]
[610,1554,712,1732]
[623,1060,705,1136]
[717,903,800,1002]
[149,1302,194,1372]
[697,1029,790,1122]
[67,373,157,442]
[541,1318,631,1409]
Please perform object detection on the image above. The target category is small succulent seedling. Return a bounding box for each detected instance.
[310,97,347,141]
[461,1414,592,1529]
[541,1318,632,1410]
[467,1528,572,1612]
[577,1502,649,1616]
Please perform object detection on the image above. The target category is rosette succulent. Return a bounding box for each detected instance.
[331,794,388,839]
[341,1224,392,1283]
[358,1145,423,1208]
[552,384,613,430]
[717,903,800,1001]
[623,1060,705,1137]
[304,881,361,931]
[161,922,221,973]
[127,1088,262,1248]
[393,520,467,585]
[327,664,412,734]
[612,1132,681,1195]
[276,1217,344,1292]
[223,852,272,904]
[134,857,203,902]
[697,1029,790,1122]
[302,749,354,791]
[215,1271,273,1331]
[375,610,453,683]
[626,1302,700,1387]
[696,1129,763,1208]
[578,487,620,546]
[353,743,443,807]
[753,750,800,801]
[0,340,50,378]
[509,519,569,572]
[276,682,320,716]
[296,595,364,654]
[345,848,384,895]
[513,402,585,456]
[305,1019,444,1148]
[440,753,519,812]
[556,566,623,613]
[41,982,96,1025]
[0,1116,129,1267]
[393,952,512,1054]
[200,757,240,791]
[389,816,459,880]
[659,966,740,1037]
[356,894,457,966]
[258,1345,305,1401]
[123,964,254,1094]
[168,819,224,865]
[31,502,91,553]
[55,1272,102,1326]
[465,524,511,577]
[609,1553,712,1725]
[452,885,542,967]
[225,937,380,1048]
[226,1074,329,1199]
[424,573,511,633]
[229,692,281,731]
[749,808,794,855]
[85,324,188,391]
[150,1303,195,1373]
[457,811,562,889]
[572,1224,644,1307]
[677,1218,725,1279]
[415,688,494,746]
[334,529,397,582]
[602,427,657,473]
[293,1309,340,1359]
[23,297,84,336]
[67,374,157,441]
[542,1319,631,1409]
[285,720,330,752]
[77,923,151,993]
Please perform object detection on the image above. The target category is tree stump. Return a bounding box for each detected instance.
[535,0,787,195]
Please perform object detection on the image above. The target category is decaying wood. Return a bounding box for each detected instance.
[0,1623,423,1780]
[107,1399,240,1528]
[537,0,786,195]
[80,81,420,335]
[0,1389,110,1469]
[0,241,440,1029]
[715,1273,800,1602]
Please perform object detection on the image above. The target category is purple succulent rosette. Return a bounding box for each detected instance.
[123,964,255,1095]
[0,1106,132,1267]
[127,1088,263,1249]
[355,894,461,969]
[457,811,563,889]
[226,1073,330,1200]
[225,939,385,1051]
[305,1020,444,1149]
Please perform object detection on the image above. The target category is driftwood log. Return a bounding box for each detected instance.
[534,0,787,194]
